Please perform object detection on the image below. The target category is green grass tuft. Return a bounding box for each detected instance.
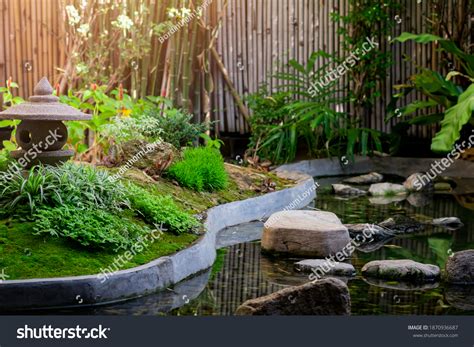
[167,147,228,192]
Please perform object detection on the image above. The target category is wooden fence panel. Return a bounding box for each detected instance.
[0,0,471,140]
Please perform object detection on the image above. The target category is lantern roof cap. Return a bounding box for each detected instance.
[0,77,91,121]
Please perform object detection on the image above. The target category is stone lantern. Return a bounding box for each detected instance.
[0,77,91,167]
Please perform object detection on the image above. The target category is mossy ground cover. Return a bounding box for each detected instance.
[0,164,292,280]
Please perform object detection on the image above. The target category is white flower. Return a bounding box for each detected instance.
[167,8,180,19]
[113,14,133,30]
[77,23,90,36]
[75,62,89,74]
[65,5,81,25]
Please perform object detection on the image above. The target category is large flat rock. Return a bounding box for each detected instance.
[261,211,350,257]
[235,278,350,315]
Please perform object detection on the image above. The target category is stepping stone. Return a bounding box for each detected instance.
[261,210,350,258]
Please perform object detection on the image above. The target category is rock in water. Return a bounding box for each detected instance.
[445,250,474,284]
[332,184,367,196]
[368,183,407,196]
[362,260,440,283]
[345,223,394,240]
[294,259,356,277]
[235,278,351,315]
[431,217,464,230]
[404,172,433,192]
[261,210,351,258]
[378,215,425,234]
[343,172,383,185]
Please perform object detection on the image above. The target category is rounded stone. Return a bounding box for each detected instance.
[362,259,440,283]
[445,250,474,284]
[235,278,351,315]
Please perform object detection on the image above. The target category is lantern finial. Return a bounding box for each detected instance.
[33,77,54,96]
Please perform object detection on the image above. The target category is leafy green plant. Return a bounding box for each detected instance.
[0,78,24,109]
[101,114,162,144]
[200,133,224,150]
[145,107,208,148]
[126,184,199,234]
[332,0,400,121]
[167,147,228,192]
[33,206,150,251]
[247,49,384,164]
[0,163,130,216]
[389,33,474,153]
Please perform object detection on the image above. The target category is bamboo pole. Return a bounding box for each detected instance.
[210,46,250,124]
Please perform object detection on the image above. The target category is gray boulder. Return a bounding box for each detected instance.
[404,173,433,192]
[332,184,367,196]
[235,278,350,315]
[369,183,407,196]
[294,259,356,278]
[261,211,350,258]
[343,172,383,185]
[445,250,474,284]
[362,260,440,283]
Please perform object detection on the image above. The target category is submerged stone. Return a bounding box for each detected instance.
[294,259,356,277]
[332,184,367,196]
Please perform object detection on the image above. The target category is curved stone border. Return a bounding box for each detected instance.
[276,156,474,179]
[0,174,316,311]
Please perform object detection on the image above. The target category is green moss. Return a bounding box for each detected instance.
[0,163,294,280]
[0,219,197,280]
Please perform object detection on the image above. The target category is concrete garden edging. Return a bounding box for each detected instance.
[0,174,316,311]
[276,156,474,179]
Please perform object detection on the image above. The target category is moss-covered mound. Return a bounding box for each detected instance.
[0,162,292,280]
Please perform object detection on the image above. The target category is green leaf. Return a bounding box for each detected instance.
[395,32,443,44]
[2,140,16,151]
[431,83,474,153]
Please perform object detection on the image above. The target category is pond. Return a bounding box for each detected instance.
[167,175,474,316]
[15,176,474,316]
